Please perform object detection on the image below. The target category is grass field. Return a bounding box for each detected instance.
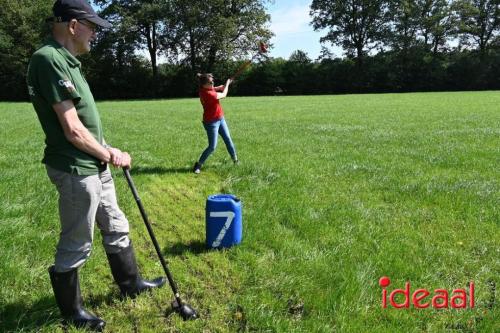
[0,92,499,332]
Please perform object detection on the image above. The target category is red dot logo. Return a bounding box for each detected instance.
[379,276,391,287]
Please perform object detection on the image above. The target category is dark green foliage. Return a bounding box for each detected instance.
[0,0,52,100]
[453,0,500,52]
[229,48,500,95]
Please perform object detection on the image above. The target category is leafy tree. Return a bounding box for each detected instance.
[418,0,455,54]
[453,0,500,52]
[94,0,271,79]
[385,0,453,90]
[310,0,392,66]
[289,50,312,64]
[316,46,336,61]
[95,0,170,79]
[387,0,422,51]
[167,0,272,72]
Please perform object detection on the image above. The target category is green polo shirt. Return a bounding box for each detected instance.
[27,38,105,175]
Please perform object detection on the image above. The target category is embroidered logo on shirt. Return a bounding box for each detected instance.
[58,79,75,92]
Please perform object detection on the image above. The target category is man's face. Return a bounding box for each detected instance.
[73,19,97,54]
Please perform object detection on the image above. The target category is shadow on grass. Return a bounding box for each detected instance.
[164,240,209,257]
[130,166,192,175]
[86,290,119,308]
[0,296,57,332]
[0,291,117,332]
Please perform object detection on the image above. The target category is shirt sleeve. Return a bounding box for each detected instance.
[34,53,81,105]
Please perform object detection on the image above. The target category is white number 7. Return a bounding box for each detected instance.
[210,211,235,247]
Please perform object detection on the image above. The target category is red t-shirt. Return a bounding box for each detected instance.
[199,85,224,123]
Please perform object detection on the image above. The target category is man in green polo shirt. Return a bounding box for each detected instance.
[27,1,165,331]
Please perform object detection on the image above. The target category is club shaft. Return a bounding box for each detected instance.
[230,53,260,79]
[123,168,183,304]
[230,60,251,80]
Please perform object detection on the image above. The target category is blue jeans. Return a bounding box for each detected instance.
[198,117,237,165]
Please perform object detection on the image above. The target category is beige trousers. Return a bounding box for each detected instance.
[46,165,130,272]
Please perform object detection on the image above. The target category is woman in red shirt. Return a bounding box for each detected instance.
[193,73,238,174]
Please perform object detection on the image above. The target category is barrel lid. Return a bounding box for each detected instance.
[208,194,240,202]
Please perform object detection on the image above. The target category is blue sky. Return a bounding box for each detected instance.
[266,0,337,60]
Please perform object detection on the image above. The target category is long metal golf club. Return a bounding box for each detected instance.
[230,41,268,80]
[122,168,198,320]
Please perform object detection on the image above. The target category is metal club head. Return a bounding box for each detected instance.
[172,299,198,321]
[256,42,269,62]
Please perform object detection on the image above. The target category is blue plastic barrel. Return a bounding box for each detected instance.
[206,194,242,249]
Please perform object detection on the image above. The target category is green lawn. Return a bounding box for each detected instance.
[0,92,499,332]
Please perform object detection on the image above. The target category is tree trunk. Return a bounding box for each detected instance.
[207,46,217,72]
[433,37,439,55]
[145,23,158,79]
[188,28,197,71]
[356,44,364,68]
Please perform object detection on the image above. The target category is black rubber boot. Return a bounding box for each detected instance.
[106,242,166,298]
[48,266,106,332]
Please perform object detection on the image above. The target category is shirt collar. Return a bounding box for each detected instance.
[47,37,82,68]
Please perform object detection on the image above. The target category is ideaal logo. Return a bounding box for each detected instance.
[379,276,474,309]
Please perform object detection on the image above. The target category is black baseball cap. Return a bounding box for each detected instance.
[46,0,112,28]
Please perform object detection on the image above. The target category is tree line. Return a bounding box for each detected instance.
[0,0,498,101]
